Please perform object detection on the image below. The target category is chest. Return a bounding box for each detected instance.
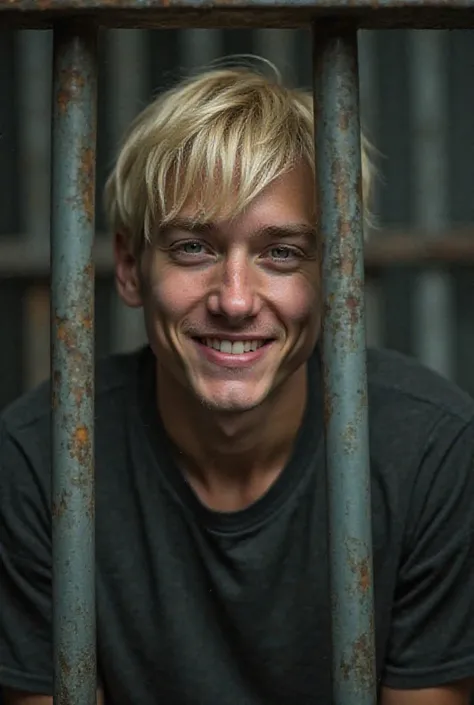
[94,478,395,705]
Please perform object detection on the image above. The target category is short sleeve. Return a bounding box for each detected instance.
[0,418,53,694]
[382,412,474,689]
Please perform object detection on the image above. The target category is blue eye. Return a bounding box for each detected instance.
[181,241,204,254]
[270,246,293,260]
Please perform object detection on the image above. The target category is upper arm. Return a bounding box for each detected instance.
[2,691,52,705]
[2,689,105,705]
[380,681,473,705]
[0,419,53,694]
[382,413,474,691]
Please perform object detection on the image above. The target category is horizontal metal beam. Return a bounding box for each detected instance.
[1,229,474,278]
[1,4,474,29]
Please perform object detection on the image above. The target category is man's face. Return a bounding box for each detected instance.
[118,162,321,413]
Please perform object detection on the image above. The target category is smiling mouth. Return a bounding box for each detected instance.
[196,338,272,355]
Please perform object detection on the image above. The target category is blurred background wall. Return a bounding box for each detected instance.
[1,27,473,411]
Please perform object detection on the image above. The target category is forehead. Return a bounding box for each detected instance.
[177,163,316,236]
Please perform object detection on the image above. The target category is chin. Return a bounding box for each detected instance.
[192,380,273,414]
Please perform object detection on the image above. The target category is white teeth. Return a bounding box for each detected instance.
[202,338,265,354]
[232,342,245,355]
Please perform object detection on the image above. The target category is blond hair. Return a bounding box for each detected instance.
[104,62,374,252]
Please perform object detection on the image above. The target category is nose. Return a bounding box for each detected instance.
[207,253,260,322]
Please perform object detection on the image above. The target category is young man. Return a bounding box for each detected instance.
[1,65,474,705]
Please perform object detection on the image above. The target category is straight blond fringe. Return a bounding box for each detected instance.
[104,61,376,252]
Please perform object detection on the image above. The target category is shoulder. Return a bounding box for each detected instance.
[366,352,474,689]
[0,346,148,526]
[366,347,474,445]
[0,346,147,441]
[367,347,474,423]
[366,348,474,532]
[0,347,148,486]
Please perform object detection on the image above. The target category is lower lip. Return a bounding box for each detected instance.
[192,339,272,367]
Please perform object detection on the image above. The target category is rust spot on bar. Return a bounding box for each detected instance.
[342,421,357,454]
[74,424,88,444]
[346,538,373,596]
[346,293,361,328]
[339,110,350,131]
[79,146,95,224]
[340,218,352,239]
[57,69,85,114]
[340,631,373,689]
[56,316,75,348]
[84,260,94,282]
[52,490,70,519]
[59,650,71,676]
[79,312,93,330]
[358,557,370,592]
[69,424,90,463]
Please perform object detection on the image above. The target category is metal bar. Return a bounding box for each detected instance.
[313,26,376,705]
[3,6,474,32]
[410,29,454,379]
[358,29,382,349]
[179,28,222,70]
[17,29,52,242]
[254,28,297,85]
[16,29,53,390]
[51,23,98,705]
[107,28,148,353]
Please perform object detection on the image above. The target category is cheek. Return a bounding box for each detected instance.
[148,268,206,321]
[268,276,320,326]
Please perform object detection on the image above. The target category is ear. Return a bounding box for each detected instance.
[114,232,143,308]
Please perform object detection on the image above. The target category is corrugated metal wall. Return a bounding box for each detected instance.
[1,28,473,410]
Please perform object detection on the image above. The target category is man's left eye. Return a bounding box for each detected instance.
[181,242,204,254]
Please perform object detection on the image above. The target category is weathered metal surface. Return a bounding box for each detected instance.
[314,27,376,705]
[2,3,474,30]
[51,23,97,705]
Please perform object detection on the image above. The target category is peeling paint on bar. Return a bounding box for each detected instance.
[51,24,98,705]
[314,27,376,705]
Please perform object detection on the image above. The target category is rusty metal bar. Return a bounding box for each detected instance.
[16,29,53,390]
[410,29,454,379]
[314,26,376,705]
[51,23,97,705]
[107,28,148,353]
[2,6,474,32]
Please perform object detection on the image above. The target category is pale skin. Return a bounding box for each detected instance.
[4,163,472,705]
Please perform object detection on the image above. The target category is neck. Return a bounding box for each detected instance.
[156,363,308,512]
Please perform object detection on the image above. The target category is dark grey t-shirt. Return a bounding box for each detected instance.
[1,345,474,704]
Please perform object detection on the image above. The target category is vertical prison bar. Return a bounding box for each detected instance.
[313,28,377,705]
[51,24,98,705]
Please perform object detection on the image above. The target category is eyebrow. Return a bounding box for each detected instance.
[160,218,317,241]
